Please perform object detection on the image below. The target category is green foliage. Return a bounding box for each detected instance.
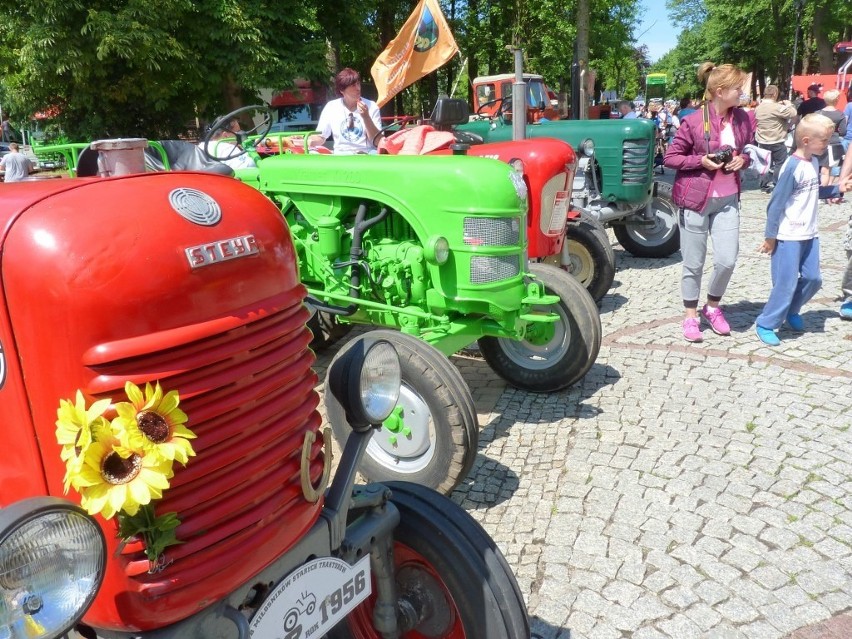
[118,504,183,567]
[0,0,328,139]
[0,0,845,136]
[662,0,852,98]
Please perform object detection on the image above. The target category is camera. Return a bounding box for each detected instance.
[709,145,734,165]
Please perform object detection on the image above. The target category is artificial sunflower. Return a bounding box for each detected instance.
[55,390,113,492]
[114,382,196,465]
[75,435,175,519]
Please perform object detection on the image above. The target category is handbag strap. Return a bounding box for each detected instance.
[702,101,712,155]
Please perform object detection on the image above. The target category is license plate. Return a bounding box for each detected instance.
[249,555,371,638]
[549,191,570,234]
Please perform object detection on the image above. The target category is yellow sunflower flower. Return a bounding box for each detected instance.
[114,382,197,465]
[75,435,175,520]
[55,390,113,493]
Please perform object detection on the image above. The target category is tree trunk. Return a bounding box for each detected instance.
[801,32,812,75]
[222,75,242,114]
[811,4,834,74]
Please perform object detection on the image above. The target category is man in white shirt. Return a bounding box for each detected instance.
[314,68,382,154]
[0,143,32,182]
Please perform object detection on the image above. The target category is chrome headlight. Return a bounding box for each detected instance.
[581,138,595,156]
[327,338,401,430]
[359,341,402,424]
[0,498,105,639]
[508,170,528,202]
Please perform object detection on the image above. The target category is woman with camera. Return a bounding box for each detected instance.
[664,62,752,342]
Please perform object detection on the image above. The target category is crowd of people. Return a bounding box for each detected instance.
[647,61,852,347]
[618,82,851,196]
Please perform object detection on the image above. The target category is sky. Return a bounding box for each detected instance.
[635,0,680,63]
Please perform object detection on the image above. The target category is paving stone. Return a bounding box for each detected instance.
[684,602,723,631]
[657,614,704,638]
[329,196,852,639]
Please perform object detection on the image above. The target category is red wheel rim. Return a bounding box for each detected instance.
[343,541,466,638]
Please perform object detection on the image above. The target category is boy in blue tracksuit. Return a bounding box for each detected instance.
[755,114,852,346]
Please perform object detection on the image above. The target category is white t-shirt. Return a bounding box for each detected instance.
[1,152,32,182]
[766,155,821,241]
[316,98,382,155]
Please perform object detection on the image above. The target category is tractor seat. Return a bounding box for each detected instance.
[75,141,235,177]
[145,140,235,175]
[430,98,471,129]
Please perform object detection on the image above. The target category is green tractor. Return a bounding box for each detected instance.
[33,110,601,495]
[463,73,680,299]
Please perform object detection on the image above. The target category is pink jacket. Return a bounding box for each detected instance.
[664,104,753,212]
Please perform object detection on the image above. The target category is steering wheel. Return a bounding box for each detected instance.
[372,118,412,148]
[201,105,273,161]
[475,97,512,119]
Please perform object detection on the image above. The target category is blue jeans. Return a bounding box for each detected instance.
[756,238,822,329]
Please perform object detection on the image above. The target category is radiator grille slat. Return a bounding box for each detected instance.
[86,296,324,599]
[623,139,652,184]
[463,217,520,247]
[470,255,521,283]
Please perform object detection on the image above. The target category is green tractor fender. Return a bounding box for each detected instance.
[254,153,536,314]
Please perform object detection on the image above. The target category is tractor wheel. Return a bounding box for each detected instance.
[613,180,680,258]
[307,309,352,351]
[477,263,601,392]
[326,331,478,496]
[547,217,615,302]
[328,481,530,639]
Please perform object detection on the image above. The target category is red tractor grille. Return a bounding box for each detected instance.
[84,293,325,607]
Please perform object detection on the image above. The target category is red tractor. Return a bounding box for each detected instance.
[0,143,529,639]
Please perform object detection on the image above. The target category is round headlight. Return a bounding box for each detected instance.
[0,499,105,639]
[327,337,402,430]
[581,138,595,156]
[424,236,450,265]
[359,341,402,424]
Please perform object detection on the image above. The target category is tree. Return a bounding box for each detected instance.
[663,0,852,97]
[0,0,328,139]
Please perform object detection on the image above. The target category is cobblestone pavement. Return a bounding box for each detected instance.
[315,179,852,639]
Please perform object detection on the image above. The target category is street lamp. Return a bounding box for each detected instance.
[790,0,805,100]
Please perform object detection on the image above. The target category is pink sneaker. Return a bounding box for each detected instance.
[701,304,731,335]
[683,317,703,342]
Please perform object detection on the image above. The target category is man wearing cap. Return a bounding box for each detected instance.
[797,84,826,118]
[754,85,797,192]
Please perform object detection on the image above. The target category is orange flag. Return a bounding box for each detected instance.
[371,0,459,107]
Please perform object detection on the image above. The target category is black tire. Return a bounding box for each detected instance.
[613,180,680,258]
[326,331,478,495]
[307,309,352,351]
[329,481,530,639]
[477,263,601,392]
[561,218,616,302]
